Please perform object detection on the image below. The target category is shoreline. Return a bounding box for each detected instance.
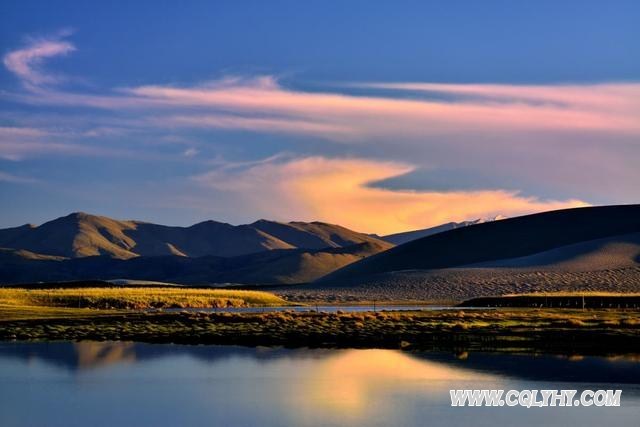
[2,308,639,356]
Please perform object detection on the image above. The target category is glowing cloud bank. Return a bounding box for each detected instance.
[195,156,588,234]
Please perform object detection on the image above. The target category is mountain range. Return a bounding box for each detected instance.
[0,212,389,259]
[0,212,393,284]
[1,206,639,296]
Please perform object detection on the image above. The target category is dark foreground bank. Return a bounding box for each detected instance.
[1,308,639,355]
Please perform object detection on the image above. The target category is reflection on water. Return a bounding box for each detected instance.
[0,342,639,427]
[75,341,137,368]
[299,348,496,418]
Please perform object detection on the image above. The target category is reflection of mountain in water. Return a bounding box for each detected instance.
[75,342,137,368]
[0,342,335,371]
[1,342,639,384]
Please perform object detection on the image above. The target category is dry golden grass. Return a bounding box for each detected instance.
[0,287,288,311]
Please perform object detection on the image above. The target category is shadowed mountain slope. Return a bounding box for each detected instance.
[317,205,640,285]
[0,240,393,285]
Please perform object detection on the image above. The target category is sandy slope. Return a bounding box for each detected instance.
[283,267,640,303]
[318,205,640,284]
[466,232,640,271]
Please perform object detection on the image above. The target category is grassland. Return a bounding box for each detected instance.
[0,287,289,312]
[1,305,639,355]
[1,286,638,355]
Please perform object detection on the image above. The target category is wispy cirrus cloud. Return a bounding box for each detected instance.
[354,81,640,112]
[161,113,356,140]
[4,34,639,140]
[125,77,640,136]
[194,156,589,234]
[0,125,147,161]
[0,170,39,184]
[3,32,75,87]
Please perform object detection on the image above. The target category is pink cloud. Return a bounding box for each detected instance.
[356,82,640,111]
[127,78,640,136]
[7,66,639,139]
[3,36,76,86]
[160,113,356,140]
[3,33,638,142]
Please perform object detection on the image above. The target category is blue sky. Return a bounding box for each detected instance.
[1,1,639,233]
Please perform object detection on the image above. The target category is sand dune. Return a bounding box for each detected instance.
[467,232,640,271]
[297,205,640,301]
[318,205,640,285]
[283,267,640,303]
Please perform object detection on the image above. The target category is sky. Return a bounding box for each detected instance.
[0,0,638,234]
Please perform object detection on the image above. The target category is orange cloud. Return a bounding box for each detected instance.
[195,156,589,234]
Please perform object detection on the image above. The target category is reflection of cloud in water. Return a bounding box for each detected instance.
[291,349,499,421]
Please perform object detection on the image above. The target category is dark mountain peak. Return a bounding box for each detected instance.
[251,219,283,226]
[190,219,231,228]
[11,223,36,230]
[70,211,90,217]
[48,211,112,226]
[63,211,94,221]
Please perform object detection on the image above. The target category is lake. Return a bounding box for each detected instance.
[0,342,638,427]
[163,304,459,313]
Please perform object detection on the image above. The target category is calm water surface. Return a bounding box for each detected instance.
[164,304,457,313]
[0,342,638,427]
